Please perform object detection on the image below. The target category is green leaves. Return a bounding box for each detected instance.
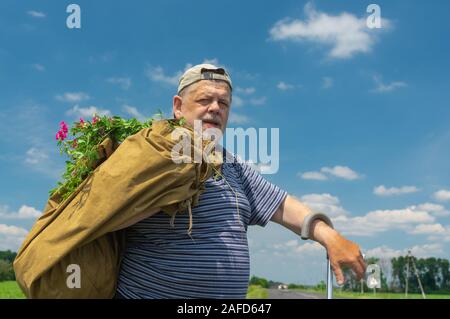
[50,114,186,201]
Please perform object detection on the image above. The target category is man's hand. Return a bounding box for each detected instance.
[271,195,367,285]
[319,226,367,285]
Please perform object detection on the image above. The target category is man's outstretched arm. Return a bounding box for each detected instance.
[270,194,366,285]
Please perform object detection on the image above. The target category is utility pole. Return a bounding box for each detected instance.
[404,250,426,299]
[411,254,426,299]
[405,252,410,298]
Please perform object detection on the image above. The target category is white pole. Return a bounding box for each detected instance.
[405,252,410,298]
[411,256,426,299]
[327,256,333,299]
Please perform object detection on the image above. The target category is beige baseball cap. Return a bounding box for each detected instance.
[177,63,233,94]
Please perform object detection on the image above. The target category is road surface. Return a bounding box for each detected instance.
[268,289,331,299]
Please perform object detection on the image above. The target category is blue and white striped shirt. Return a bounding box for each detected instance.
[116,151,287,299]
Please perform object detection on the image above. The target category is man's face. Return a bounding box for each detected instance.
[172,80,231,133]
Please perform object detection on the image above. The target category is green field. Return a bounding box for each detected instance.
[0,281,25,299]
[290,287,450,299]
[0,281,265,299]
[246,285,269,299]
[333,290,450,299]
[2,281,449,299]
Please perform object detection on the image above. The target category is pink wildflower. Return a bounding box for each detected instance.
[55,130,67,141]
[60,121,68,134]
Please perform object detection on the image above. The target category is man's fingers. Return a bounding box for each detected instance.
[350,251,367,281]
[331,262,345,285]
[358,255,367,278]
[352,259,366,281]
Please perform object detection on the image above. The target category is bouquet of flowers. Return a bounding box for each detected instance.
[51,113,185,201]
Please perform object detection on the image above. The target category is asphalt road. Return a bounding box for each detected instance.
[268,289,328,299]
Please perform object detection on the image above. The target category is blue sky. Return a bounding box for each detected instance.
[1,0,450,285]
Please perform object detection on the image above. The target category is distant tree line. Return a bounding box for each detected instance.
[0,250,16,281]
[343,256,450,294]
[250,255,450,295]
[391,256,450,293]
[249,275,270,288]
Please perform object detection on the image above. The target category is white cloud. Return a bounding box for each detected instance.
[247,162,274,174]
[269,2,389,59]
[66,105,111,118]
[22,145,62,179]
[285,240,298,247]
[294,242,324,255]
[374,185,420,197]
[433,189,450,202]
[321,165,360,180]
[277,82,294,91]
[0,102,64,178]
[365,245,403,259]
[408,244,446,257]
[145,60,229,91]
[336,203,450,239]
[416,222,450,242]
[25,147,49,165]
[409,223,446,235]
[416,203,450,217]
[0,223,28,251]
[145,65,184,87]
[32,64,45,71]
[231,96,265,107]
[0,205,41,220]
[0,223,28,235]
[202,58,219,66]
[371,75,407,93]
[228,113,250,125]
[236,87,256,95]
[27,10,46,18]
[368,209,434,225]
[55,92,90,103]
[233,96,244,107]
[299,171,328,181]
[299,165,361,182]
[106,77,132,90]
[300,193,349,218]
[122,105,147,122]
[249,97,267,106]
[272,240,324,257]
[365,244,445,259]
[322,77,333,89]
[334,207,435,237]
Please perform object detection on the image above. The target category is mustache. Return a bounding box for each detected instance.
[201,117,222,125]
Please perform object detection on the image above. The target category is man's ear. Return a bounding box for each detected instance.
[172,95,182,119]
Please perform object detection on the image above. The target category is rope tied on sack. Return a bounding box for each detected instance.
[171,198,194,240]
[170,167,244,240]
[169,149,245,240]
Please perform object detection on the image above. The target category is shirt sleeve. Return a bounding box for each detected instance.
[235,158,288,227]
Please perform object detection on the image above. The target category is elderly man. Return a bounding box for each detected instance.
[115,64,366,299]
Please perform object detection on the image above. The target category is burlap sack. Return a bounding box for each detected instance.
[13,120,221,298]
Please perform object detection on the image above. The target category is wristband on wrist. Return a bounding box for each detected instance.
[300,212,334,240]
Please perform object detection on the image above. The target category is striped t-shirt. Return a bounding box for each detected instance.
[116,151,287,299]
